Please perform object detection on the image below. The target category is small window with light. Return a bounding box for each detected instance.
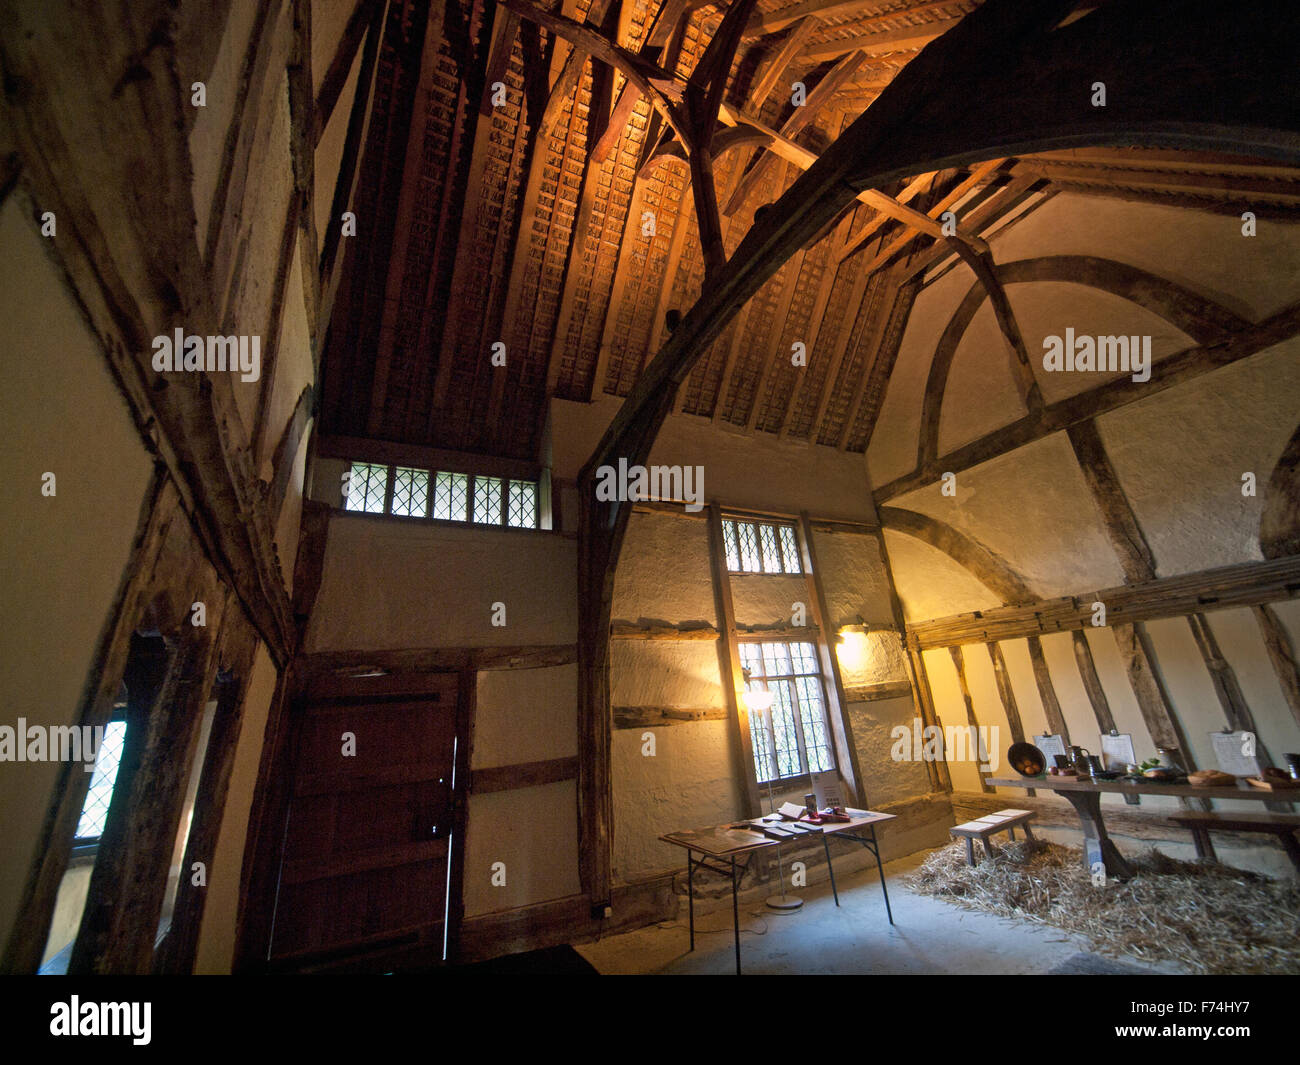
[721,516,803,574]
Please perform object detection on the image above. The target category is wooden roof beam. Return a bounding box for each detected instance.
[840,158,1003,264]
[746,16,820,108]
[802,14,966,61]
[721,104,991,254]
[592,0,691,162]
[746,0,961,39]
[501,0,691,141]
[775,196,856,437]
[721,49,864,215]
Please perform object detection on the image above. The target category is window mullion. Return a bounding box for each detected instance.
[785,676,811,778]
[382,465,396,515]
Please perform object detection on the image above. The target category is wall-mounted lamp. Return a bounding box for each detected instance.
[835,629,870,673]
[742,688,774,713]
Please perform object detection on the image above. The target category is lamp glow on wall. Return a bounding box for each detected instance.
[835,627,871,675]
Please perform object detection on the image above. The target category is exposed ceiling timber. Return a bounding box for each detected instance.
[318,0,1300,469]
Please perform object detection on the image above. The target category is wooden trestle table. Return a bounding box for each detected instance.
[987,775,1296,879]
[660,811,895,974]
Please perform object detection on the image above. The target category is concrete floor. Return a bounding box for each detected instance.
[576,847,1187,976]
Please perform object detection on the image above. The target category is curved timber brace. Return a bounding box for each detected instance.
[575,0,1300,902]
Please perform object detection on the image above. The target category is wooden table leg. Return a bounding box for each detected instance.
[1191,827,1217,861]
[1058,789,1135,879]
[1275,829,1300,874]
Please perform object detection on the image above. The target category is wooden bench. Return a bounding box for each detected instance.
[950,809,1036,866]
[1168,811,1300,873]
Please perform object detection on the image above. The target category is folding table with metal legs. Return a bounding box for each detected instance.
[820,813,896,924]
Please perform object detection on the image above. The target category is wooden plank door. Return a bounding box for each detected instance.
[269,673,462,966]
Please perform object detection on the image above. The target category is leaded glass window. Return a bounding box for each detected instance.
[723,516,803,574]
[390,467,429,517]
[75,721,128,841]
[338,460,539,530]
[474,476,503,525]
[344,462,388,514]
[507,480,536,528]
[740,640,833,783]
[433,471,469,522]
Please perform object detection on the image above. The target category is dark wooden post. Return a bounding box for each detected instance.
[70,622,220,974]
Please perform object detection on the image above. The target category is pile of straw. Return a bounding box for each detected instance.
[907,840,1300,974]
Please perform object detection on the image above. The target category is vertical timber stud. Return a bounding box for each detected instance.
[1187,613,1278,770]
[1026,635,1070,744]
[1187,613,1289,813]
[872,522,949,792]
[1111,621,1210,813]
[707,505,762,818]
[986,642,1031,796]
[1071,630,1117,735]
[1254,604,1300,729]
[71,619,222,974]
[154,618,259,974]
[907,645,951,792]
[798,513,865,807]
[576,477,614,909]
[948,646,992,793]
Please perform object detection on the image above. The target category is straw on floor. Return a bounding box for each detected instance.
[907,839,1300,975]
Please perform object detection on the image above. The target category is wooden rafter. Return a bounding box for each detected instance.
[775,195,856,436]
[722,49,864,216]
[746,16,819,107]
[879,505,1035,605]
[721,103,989,256]
[898,172,1041,280]
[747,0,963,39]
[838,271,919,450]
[501,0,689,139]
[1067,419,1158,583]
[838,169,938,262]
[366,5,440,434]
[802,14,966,61]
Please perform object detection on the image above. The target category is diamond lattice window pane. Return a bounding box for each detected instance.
[390,467,429,517]
[739,642,762,674]
[736,520,761,572]
[507,481,536,528]
[796,676,832,772]
[771,681,800,778]
[778,525,801,573]
[761,642,792,676]
[758,524,782,572]
[344,463,388,514]
[474,477,503,525]
[722,520,740,570]
[790,642,819,674]
[75,721,128,840]
[746,687,776,782]
[433,472,468,521]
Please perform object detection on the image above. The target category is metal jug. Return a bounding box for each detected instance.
[1067,745,1091,773]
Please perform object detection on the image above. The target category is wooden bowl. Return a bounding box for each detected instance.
[1009,742,1046,777]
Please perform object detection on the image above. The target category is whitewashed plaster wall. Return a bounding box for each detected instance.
[593,417,931,881]
[464,666,580,916]
[871,194,1300,870]
[0,196,156,952]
